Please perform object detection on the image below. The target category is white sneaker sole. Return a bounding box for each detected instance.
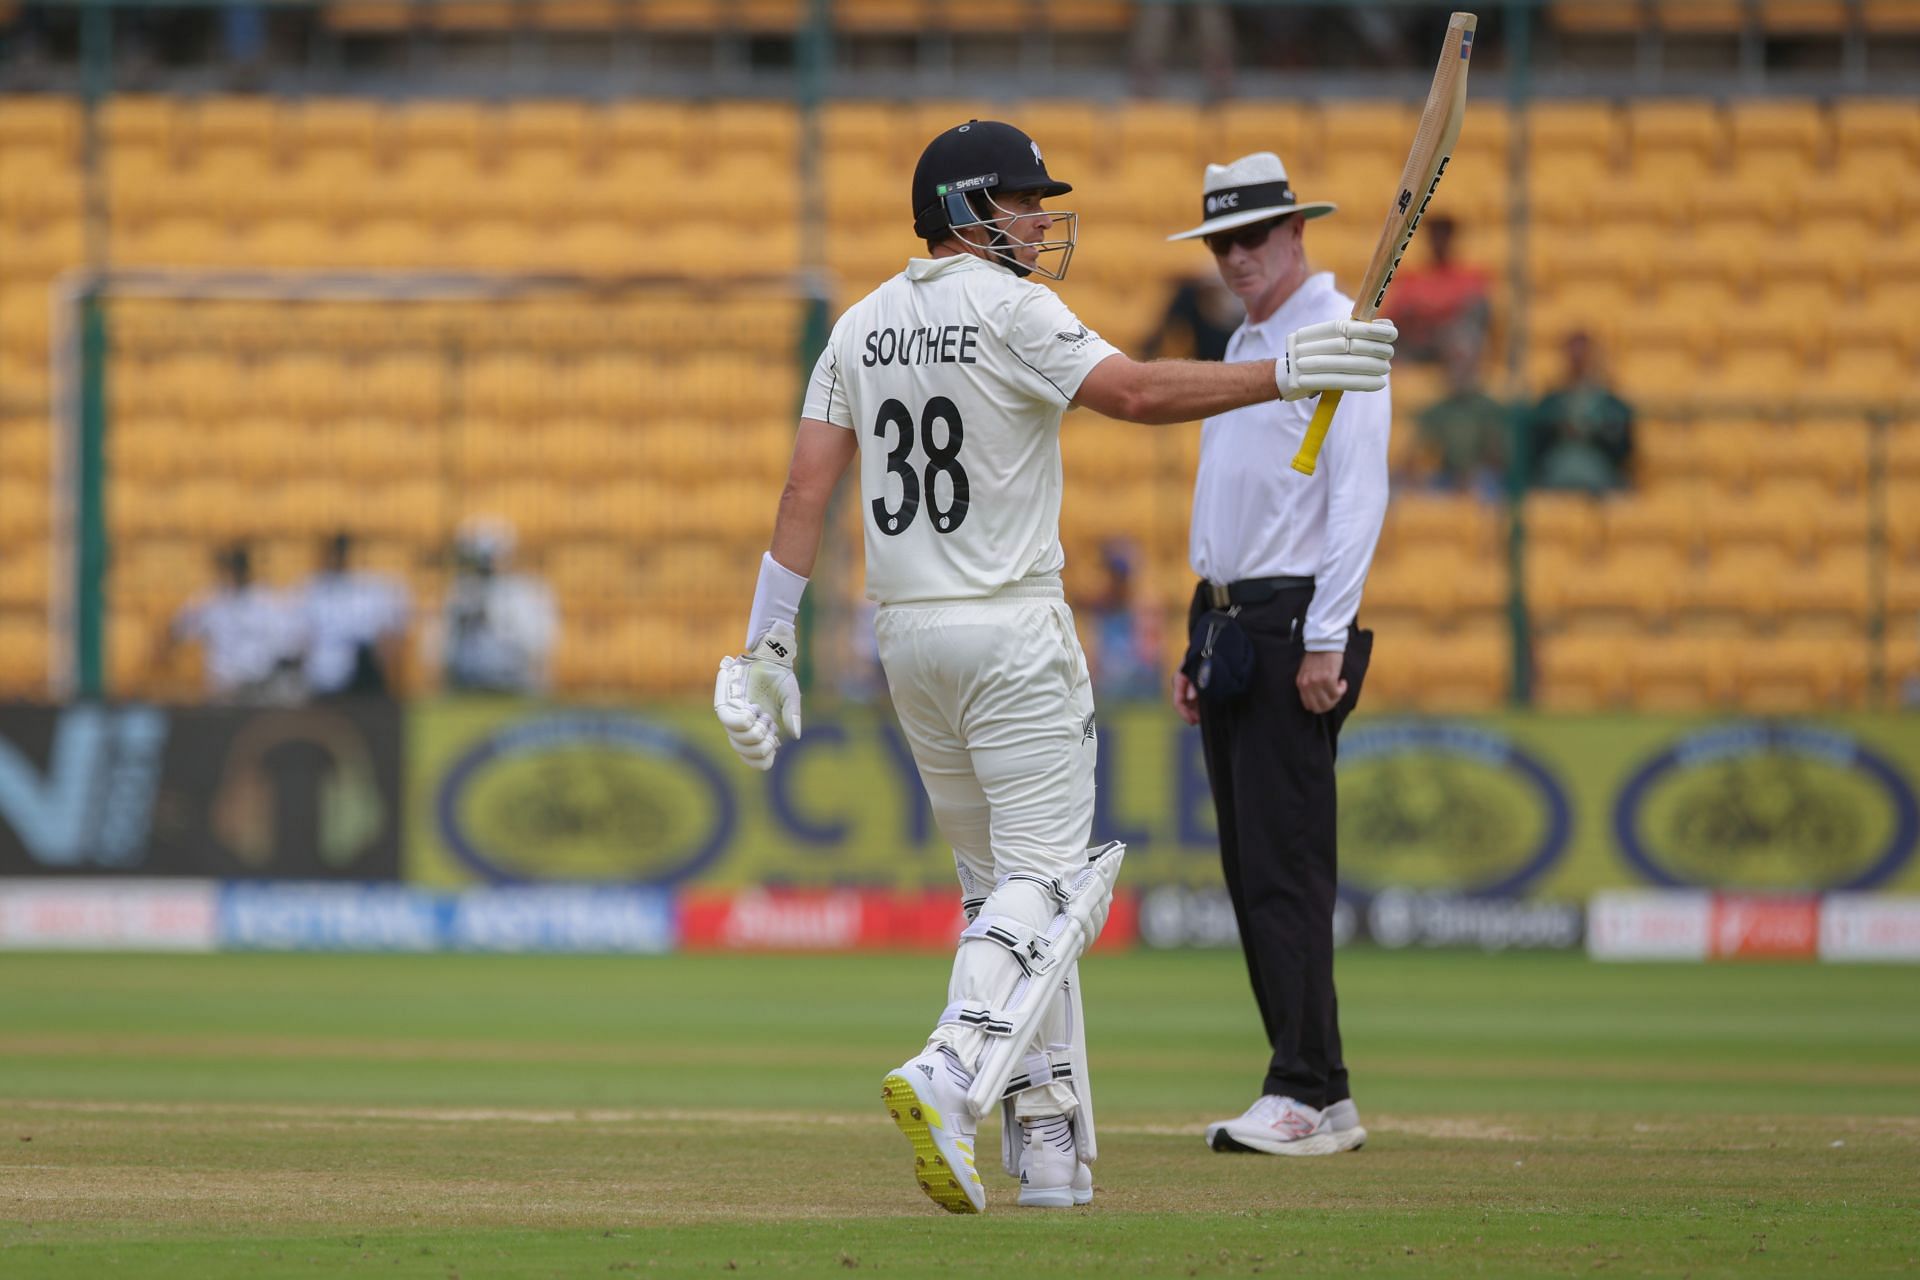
[882,1072,985,1214]
[1206,1123,1369,1156]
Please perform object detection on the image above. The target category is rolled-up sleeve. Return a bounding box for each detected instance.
[1303,381,1392,651]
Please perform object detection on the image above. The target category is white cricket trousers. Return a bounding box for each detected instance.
[875,577,1095,1119]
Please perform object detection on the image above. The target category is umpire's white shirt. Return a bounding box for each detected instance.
[803,254,1119,605]
[1188,271,1391,653]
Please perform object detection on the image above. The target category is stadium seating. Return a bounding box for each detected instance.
[0,91,1913,705]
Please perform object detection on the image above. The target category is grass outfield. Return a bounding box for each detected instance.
[0,950,1916,1278]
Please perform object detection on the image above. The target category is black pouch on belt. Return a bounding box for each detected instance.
[1181,606,1256,704]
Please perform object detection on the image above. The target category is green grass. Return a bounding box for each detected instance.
[1,950,1916,1278]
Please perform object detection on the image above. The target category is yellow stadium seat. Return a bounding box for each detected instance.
[98,95,185,154]
[1604,487,1706,556]
[501,100,593,157]
[822,101,903,164]
[1553,546,1687,633]
[1833,99,1920,163]
[602,100,695,157]
[1117,102,1204,169]
[1536,633,1632,710]
[1739,636,1869,709]
[633,0,723,29]
[1320,101,1417,168]
[1629,636,1738,709]
[1591,170,1696,232]
[1388,492,1500,559]
[1405,630,1510,711]
[935,0,1031,32]
[1529,101,1622,169]
[1629,100,1728,167]
[1807,347,1918,404]
[325,1,416,32]
[1201,101,1308,170]
[1701,484,1817,557]
[1756,0,1850,29]
[1780,548,1871,639]
[191,97,284,153]
[700,101,800,165]
[1811,162,1900,239]
[1676,545,1788,635]
[528,0,627,29]
[1861,0,1920,31]
[1550,0,1646,33]
[288,98,387,155]
[828,0,918,32]
[1688,170,1800,233]
[1042,0,1130,32]
[1730,99,1830,166]
[340,217,443,270]
[1653,0,1749,31]
[0,95,80,157]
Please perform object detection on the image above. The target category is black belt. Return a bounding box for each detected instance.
[1202,576,1314,610]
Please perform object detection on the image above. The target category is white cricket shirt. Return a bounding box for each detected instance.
[802,254,1120,605]
[173,586,305,694]
[299,571,410,694]
[1188,272,1392,653]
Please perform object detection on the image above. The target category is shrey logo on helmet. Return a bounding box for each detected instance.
[911,119,1080,282]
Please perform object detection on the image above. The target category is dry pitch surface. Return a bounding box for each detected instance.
[0,950,1915,1278]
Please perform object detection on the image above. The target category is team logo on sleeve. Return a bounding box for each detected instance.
[1055,325,1089,344]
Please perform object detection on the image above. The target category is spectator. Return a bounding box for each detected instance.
[439,518,558,695]
[1381,215,1490,364]
[165,542,304,703]
[1085,540,1161,700]
[1414,330,1509,498]
[297,531,410,699]
[1528,331,1635,494]
[1142,274,1245,363]
[1130,0,1234,101]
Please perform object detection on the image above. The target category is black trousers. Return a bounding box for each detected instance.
[1188,582,1372,1108]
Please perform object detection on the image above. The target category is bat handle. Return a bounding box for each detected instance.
[1289,389,1344,476]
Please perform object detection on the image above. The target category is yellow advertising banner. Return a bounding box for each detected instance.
[406,700,1920,897]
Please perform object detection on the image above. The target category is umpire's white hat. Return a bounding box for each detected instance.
[1166,151,1338,242]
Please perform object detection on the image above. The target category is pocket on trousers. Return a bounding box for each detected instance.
[1181,608,1257,704]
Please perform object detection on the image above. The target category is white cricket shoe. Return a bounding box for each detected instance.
[882,1050,986,1214]
[1204,1095,1369,1156]
[1015,1114,1086,1208]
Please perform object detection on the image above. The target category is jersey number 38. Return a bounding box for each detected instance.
[871,396,970,537]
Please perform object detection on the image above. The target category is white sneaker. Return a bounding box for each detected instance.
[1204,1095,1368,1156]
[882,1050,986,1214]
[1323,1098,1368,1150]
[1015,1114,1083,1208]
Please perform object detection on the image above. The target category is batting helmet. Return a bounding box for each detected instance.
[911,120,1078,280]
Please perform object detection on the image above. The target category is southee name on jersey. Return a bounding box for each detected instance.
[862,324,982,368]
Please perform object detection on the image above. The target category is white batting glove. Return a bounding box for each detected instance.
[713,620,802,772]
[1276,317,1399,401]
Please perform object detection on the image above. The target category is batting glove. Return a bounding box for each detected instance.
[713,620,802,772]
[1276,317,1399,401]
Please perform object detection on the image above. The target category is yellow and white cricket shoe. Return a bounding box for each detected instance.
[882,1049,986,1214]
[1205,1095,1368,1156]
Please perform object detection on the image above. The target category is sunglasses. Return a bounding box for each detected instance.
[1203,217,1290,256]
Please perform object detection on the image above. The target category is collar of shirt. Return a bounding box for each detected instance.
[1229,271,1341,356]
[905,254,1012,282]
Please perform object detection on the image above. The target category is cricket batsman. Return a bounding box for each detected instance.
[713,120,1399,1213]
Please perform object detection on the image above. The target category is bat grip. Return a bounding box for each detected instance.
[1289,389,1344,476]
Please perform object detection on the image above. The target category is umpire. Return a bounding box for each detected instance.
[1167,152,1392,1156]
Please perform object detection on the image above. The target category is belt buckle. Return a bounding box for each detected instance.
[1206,582,1231,610]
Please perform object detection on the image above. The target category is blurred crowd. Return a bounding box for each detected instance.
[168,519,558,703]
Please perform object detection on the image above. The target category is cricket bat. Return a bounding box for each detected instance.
[1290,10,1477,477]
